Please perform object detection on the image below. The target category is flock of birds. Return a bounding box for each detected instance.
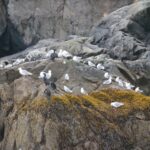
[1,48,143,108]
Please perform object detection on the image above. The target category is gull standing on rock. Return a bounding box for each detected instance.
[39,71,46,79]
[46,70,52,79]
[64,86,73,93]
[88,61,95,67]
[64,73,70,81]
[58,49,72,58]
[111,102,124,108]
[124,82,134,90]
[73,56,82,63]
[46,50,54,58]
[115,77,124,87]
[135,87,143,93]
[18,67,32,76]
[13,58,25,66]
[103,76,112,85]
[97,63,105,70]
[104,72,110,79]
[80,87,88,95]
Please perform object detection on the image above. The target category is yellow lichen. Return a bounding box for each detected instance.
[17,88,150,118]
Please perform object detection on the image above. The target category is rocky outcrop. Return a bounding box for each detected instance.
[91,0,150,60]
[0,0,138,57]
[0,34,150,149]
[91,0,150,94]
[0,1,150,149]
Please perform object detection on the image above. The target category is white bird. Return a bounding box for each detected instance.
[80,87,88,95]
[46,50,54,58]
[103,76,112,85]
[97,63,105,70]
[115,77,124,87]
[104,72,110,79]
[58,49,72,58]
[111,102,124,108]
[73,56,82,63]
[64,86,73,93]
[46,70,52,79]
[39,71,46,79]
[135,87,143,93]
[88,61,95,67]
[124,82,134,90]
[18,67,32,76]
[64,73,70,81]
[13,58,25,65]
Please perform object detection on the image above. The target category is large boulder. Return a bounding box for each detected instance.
[91,0,150,60]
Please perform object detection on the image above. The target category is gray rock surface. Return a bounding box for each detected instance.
[0,1,150,150]
[0,0,139,57]
[91,0,150,94]
[91,0,150,60]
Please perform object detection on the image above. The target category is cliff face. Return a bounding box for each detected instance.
[0,0,138,57]
[0,1,150,150]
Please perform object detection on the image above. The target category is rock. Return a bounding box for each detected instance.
[0,1,150,149]
[0,0,6,36]
[91,0,150,60]
[13,77,39,103]
[0,0,140,57]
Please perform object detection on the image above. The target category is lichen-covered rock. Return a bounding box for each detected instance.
[1,88,150,150]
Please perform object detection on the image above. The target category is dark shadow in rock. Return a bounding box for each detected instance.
[0,20,27,58]
[0,122,5,142]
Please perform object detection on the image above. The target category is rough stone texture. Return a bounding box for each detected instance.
[91,0,150,60]
[0,1,150,149]
[0,0,139,57]
[0,0,6,36]
[91,0,150,94]
[7,0,137,43]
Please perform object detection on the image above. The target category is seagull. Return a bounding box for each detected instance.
[111,102,124,108]
[73,56,82,63]
[13,58,25,65]
[46,50,54,58]
[64,73,70,81]
[80,87,88,95]
[97,63,105,70]
[115,77,124,87]
[104,72,110,79]
[124,82,134,90]
[88,61,95,67]
[39,71,46,79]
[135,87,143,93]
[46,70,52,79]
[58,49,72,58]
[103,76,112,85]
[18,67,32,76]
[64,86,73,93]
